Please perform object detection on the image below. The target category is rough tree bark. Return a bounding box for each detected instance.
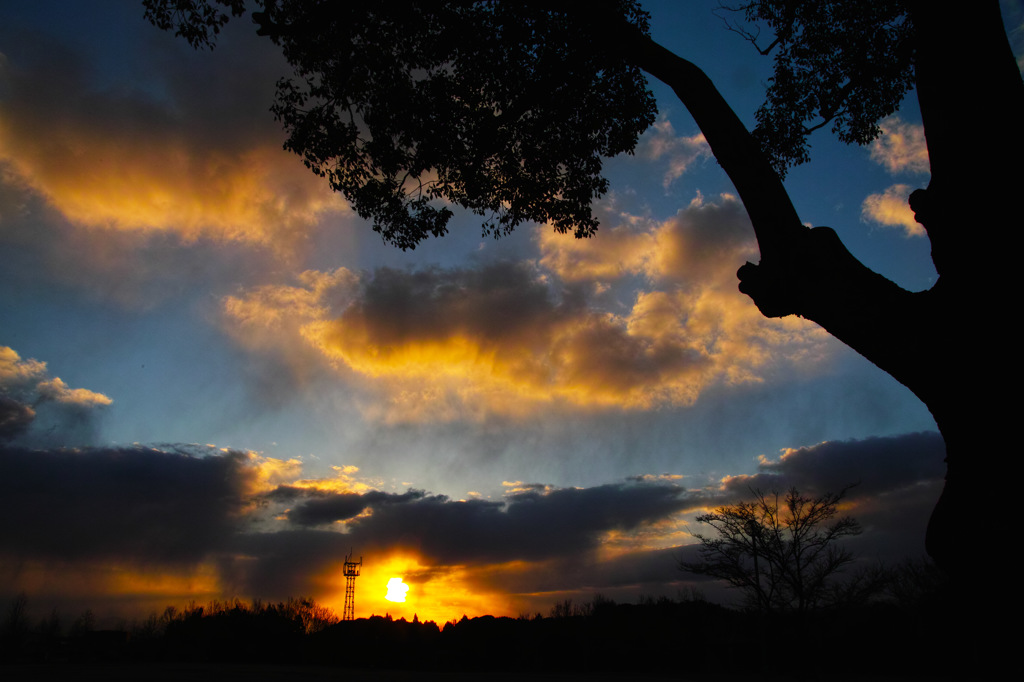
[612,2,1022,579]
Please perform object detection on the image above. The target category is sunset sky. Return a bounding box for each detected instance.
[2,1,1019,626]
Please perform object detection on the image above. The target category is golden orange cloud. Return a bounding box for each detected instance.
[868,117,931,175]
[220,195,829,423]
[861,184,925,237]
[597,514,692,561]
[286,464,378,495]
[536,223,654,283]
[0,346,113,407]
[35,377,112,407]
[243,452,305,494]
[0,346,46,386]
[0,55,347,254]
[0,133,346,251]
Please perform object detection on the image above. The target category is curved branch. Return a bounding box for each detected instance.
[617,30,806,263]
[611,23,937,404]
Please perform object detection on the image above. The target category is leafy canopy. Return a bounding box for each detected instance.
[146,1,921,237]
[718,0,916,174]
[144,0,657,250]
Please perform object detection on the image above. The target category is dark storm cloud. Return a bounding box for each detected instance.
[704,432,946,561]
[335,261,581,350]
[720,431,945,499]
[472,545,692,597]
[221,528,355,598]
[283,488,428,526]
[342,481,690,564]
[0,435,693,580]
[0,6,283,160]
[0,445,255,563]
[224,479,695,598]
[0,432,945,611]
[0,395,34,442]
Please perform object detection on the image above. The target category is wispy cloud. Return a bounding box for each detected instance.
[639,118,711,188]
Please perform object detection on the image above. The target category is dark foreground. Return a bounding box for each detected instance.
[0,588,981,680]
[0,663,950,682]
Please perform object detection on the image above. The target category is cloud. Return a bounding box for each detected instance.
[0,437,690,569]
[715,432,946,559]
[0,29,346,255]
[1,432,942,620]
[719,432,945,499]
[220,195,830,423]
[0,444,256,563]
[536,221,655,283]
[861,184,925,237]
[339,481,692,564]
[303,261,716,417]
[861,118,928,238]
[283,489,428,526]
[35,377,112,408]
[0,442,696,617]
[0,395,34,442]
[639,118,711,187]
[0,346,112,444]
[0,169,289,308]
[220,267,362,392]
[868,117,930,175]
[0,344,47,389]
[860,118,933,238]
[539,193,760,289]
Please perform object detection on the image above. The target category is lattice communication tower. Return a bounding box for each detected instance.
[342,550,362,621]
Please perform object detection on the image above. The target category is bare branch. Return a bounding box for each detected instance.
[681,487,863,613]
[713,2,782,56]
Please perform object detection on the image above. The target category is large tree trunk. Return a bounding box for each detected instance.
[618,2,1023,582]
[902,1,1022,578]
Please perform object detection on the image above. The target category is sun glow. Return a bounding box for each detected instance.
[385,577,409,602]
[322,553,509,623]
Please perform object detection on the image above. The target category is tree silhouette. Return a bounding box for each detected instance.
[144,1,1023,578]
[681,488,862,613]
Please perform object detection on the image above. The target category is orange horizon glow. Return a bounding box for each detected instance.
[320,552,514,624]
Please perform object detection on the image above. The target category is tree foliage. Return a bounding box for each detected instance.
[145,0,657,249]
[717,0,916,174]
[681,488,862,613]
[141,0,246,50]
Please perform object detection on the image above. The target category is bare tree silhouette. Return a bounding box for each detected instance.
[681,487,862,613]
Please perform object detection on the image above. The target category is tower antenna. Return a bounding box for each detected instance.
[342,549,362,621]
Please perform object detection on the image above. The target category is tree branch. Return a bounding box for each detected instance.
[615,29,806,263]
[601,23,951,404]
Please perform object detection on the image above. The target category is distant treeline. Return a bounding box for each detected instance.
[1,568,960,677]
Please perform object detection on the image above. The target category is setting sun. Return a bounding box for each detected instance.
[385,577,409,602]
